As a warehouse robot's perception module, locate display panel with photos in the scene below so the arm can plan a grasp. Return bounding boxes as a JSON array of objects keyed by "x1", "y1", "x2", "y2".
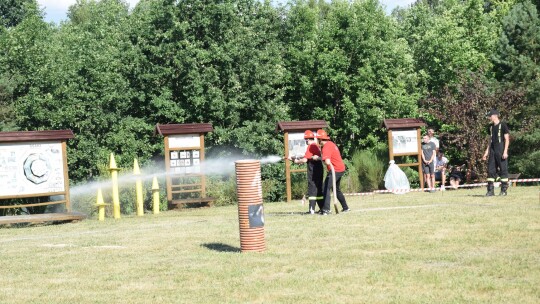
[
  {"x1": 391, "y1": 129, "x2": 419, "y2": 154},
  {"x1": 287, "y1": 132, "x2": 308, "y2": 159},
  {"x1": 169, "y1": 149, "x2": 201, "y2": 174}
]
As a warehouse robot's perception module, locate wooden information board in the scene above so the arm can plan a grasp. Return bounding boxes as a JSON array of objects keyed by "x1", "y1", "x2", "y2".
[
  {"x1": 0, "y1": 130, "x2": 85, "y2": 224},
  {"x1": 382, "y1": 118, "x2": 427, "y2": 189},
  {"x1": 276, "y1": 120, "x2": 328, "y2": 203},
  {"x1": 155, "y1": 123, "x2": 214, "y2": 208}
]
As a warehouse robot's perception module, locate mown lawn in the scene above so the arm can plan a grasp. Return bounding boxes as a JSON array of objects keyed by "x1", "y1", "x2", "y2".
[{"x1": 0, "y1": 186, "x2": 539, "y2": 303}]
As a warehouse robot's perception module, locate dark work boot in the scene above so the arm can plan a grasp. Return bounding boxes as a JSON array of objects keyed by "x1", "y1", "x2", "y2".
[
  {"x1": 486, "y1": 182, "x2": 495, "y2": 197},
  {"x1": 500, "y1": 182, "x2": 508, "y2": 196}
]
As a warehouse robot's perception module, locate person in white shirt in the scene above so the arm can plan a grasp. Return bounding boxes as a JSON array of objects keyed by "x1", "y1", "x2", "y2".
[
  {"x1": 428, "y1": 128, "x2": 440, "y2": 151},
  {"x1": 435, "y1": 150, "x2": 448, "y2": 190}
]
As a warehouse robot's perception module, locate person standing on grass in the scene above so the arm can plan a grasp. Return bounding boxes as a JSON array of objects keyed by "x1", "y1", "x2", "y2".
[
  {"x1": 421, "y1": 134, "x2": 436, "y2": 192},
  {"x1": 316, "y1": 129, "x2": 350, "y2": 215},
  {"x1": 482, "y1": 109, "x2": 510, "y2": 196},
  {"x1": 290, "y1": 130, "x2": 324, "y2": 214},
  {"x1": 428, "y1": 127, "x2": 440, "y2": 152}
]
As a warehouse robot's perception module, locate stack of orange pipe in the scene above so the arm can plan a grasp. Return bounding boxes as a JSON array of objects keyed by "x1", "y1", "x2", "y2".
[{"x1": 235, "y1": 160, "x2": 266, "y2": 253}]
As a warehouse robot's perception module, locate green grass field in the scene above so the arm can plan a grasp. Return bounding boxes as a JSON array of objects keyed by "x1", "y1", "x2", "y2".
[{"x1": 1, "y1": 186, "x2": 539, "y2": 303}]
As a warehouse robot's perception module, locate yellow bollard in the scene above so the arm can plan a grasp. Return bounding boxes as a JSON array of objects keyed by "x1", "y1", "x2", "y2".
[
  {"x1": 134, "y1": 158, "x2": 144, "y2": 216},
  {"x1": 95, "y1": 188, "x2": 108, "y2": 221},
  {"x1": 152, "y1": 176, "x2": 160, "y2": 214},
  {"x1": 109, "y1": 153, "x2": 121, "y2": 219}
]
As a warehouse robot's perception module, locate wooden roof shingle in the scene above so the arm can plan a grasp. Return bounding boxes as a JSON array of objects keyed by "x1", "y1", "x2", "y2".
[
  {"x1": 155, "y1": 123, "x2": 213, "y2": 136},
  {"x1": 276, "y1": 120, "x2": 328, "y2": 132},
  {"x1": 0, "y1": 130, "x2": 74, "y2": 143},
  {"x1": 382, "y1": 118, "x2": 426, "y2": 130}
]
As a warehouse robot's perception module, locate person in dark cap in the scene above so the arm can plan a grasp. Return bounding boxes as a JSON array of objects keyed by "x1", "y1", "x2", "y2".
[{"x1": 482, "y1": 109, "x2": 510, "y2": 196}]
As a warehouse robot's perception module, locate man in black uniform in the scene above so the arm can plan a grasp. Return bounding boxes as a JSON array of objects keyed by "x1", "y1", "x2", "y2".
[
  {"x1": 482, "y1": 109, "x2": 510, "y2": 196},
  {"x1": 291, "y1": 130, "x2": 324, "y2": 214}
]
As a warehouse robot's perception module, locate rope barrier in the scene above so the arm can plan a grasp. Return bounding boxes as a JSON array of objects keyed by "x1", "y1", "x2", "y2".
[{"x1": 344, "y1": 178, "x2": 540, "y2": 196}]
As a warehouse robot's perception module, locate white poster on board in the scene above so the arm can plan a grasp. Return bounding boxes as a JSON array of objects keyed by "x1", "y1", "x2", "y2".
[
  {"x1": 288, "y1": 132, "x2": 307, "y2": 160},
  {"x1": 168, "y1": 134, "x2": 200, "y2": 148},
  {"x1": 392, "y1": 129, "x2": 419, "y2": 154},
  {"x1": 0, "y1": 141, "x2": 65, "y2": 197}
]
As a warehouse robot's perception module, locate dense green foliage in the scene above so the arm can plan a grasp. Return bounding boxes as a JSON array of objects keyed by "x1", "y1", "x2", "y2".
[
  {"x1": 284, "y1": 0, "x2": 419, "y2": 153},
  {"x1": 493, "y1": 1, "x2": 540, "y2": 178},
  {"x1": 0, "y1": 0, "x2": 539, "y2": 206}
]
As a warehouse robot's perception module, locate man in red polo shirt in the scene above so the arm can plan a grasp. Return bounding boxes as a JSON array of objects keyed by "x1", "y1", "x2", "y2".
[{"x1": 316, "y1": 129, "x2": 350, "y2": 215}]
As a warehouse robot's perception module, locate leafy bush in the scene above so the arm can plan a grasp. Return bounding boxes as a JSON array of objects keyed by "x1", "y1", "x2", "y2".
[
  {"x1": 351, "y1": 150, "x2": 386, "y2": 192},
  {"x1": 290, "y1": 172, "x2": 307, "y2": 200},
  {"x1": 261, "y1": 162, "x2": 286, "y2": 202},
  {"x1": 402, "y1": 166, "x2": 420, "y2": 189},
  {"x1": 512, "y1": 150, "x2": 540, "y2": 179},
  {"x1": 341, "y1": 160, "x2": 361, "y2": 193},
  {"x1": 206, "y1": 175, "x2": 237, "y2": 207}
]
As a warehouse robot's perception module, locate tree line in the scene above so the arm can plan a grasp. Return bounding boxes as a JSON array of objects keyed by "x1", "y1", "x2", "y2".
[{"x1": 0, "y1": 0, "x2": 538, "y2": 185}]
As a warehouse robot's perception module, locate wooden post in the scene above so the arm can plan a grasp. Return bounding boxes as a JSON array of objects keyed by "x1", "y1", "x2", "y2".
[
  {"x1": 164, "y1": 136, "x2": 172, "y2": 202},
  {"x1": 284, "y1": 132, "x2": 292, "y2": 203},
  {"x1": 200, "y1": 134, "x2": 206, "y2": 198},
  {"x1": 61, "y1": 140, "x2": 71, "y2": 212},
  {"x1": 388, "y1": 130, "x2": 394, "y2": 161},
  {"x1": 417, "y1": 128, "x2": 424, "y2": 190}
]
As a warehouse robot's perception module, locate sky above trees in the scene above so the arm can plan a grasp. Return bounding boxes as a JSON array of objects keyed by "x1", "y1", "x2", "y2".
[{"x1": 36, "y1": 0, "x2": 417, "y2": 23}]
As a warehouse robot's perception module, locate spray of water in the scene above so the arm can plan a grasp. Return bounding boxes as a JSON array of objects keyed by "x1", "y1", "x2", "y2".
[
  {"x1": 260, "y1": 155, "x2": 283, "y2": 164},
  {"x1": 69, "y1": 155, "x2": 284, "y2": 206}
]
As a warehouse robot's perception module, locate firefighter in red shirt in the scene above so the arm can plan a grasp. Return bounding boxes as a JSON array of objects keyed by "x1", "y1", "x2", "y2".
[
  {"x1": 290, "y1": 130, "x2": 324, "y2": 214},
  {"x1": 317, "y1": 129, "x2": 350, "y2": 215}
]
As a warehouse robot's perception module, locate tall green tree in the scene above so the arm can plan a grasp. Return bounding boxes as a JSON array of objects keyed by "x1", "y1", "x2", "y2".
[
  {"x1": 399, "y1": 0, "x2": 499, "y2": 95},
  {"x1": 421, "y1": 71, "x2": 525, "y2": 181},
  {"x1": 283, "y1": 0, "x2": 419, "y2": 155},
  {"x1": 13, "y1": 0, "x2": 155, "y2": 180},
  {"x1": 0, "y1": 4, "x2": 49, "y2": 131},
  {"x1": 130, "y1": 0, "x2": 288, "y2": 157},
  {"x1": 0, "y1": 0, "x2": 41, "y2": 28},
  {"x1": 494, "y1": 0, "x2": 540, "y2": 177}
]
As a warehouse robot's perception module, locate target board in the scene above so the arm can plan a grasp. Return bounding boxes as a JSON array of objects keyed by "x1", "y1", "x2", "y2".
[{"x1": 0, "y1": 141, "x2": 66, "y2": 197}]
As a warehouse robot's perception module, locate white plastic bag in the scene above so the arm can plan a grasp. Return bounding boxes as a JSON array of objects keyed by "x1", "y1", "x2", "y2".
[{"x1": 384, "y1": 160, "x2": 410, "y2": 194}]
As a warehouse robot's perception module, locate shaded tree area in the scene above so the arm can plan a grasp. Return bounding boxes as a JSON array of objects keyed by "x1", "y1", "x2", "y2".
[
  {"x1": 399, "y1": 0, "x2": 539, "y2": 178},
  {"x1": 0, "y1": 0, "x2": 538, "y2": 190},
  {"x1": 0, "y1": 0, "x2": 41, "y2": 28},
  {"x1": 493, "y1": 0, "x2": 540, "y2": 177},
  {"x1": 421, "y1": 71, "x2": 525, "y2": 181}
]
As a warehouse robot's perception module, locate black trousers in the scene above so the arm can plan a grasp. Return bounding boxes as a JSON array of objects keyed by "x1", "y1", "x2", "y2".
[
  {"x1": 307, "y1": 162, "x2": 324, "y2": 211},
  {"x1": 322, "y1": 170, "x2": 348, "y2": 212},
  {"x1": 487, "y1": 148, "x2": 508, "y2": 181}
]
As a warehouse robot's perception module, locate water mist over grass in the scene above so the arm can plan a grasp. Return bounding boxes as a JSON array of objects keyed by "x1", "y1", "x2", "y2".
[{"x1": 68, "y1": 155, "x2": 283, "y2": 214}]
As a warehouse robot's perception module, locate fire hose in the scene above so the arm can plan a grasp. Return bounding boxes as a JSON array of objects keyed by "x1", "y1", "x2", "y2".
[{"x1": 328, "y1": 162, "x2": 339, "y2": 214}]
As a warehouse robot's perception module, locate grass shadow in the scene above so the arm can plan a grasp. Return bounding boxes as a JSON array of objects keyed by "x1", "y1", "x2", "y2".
[{"x1": 201, "y1": 242, "x2": 240, "y2": 253}]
